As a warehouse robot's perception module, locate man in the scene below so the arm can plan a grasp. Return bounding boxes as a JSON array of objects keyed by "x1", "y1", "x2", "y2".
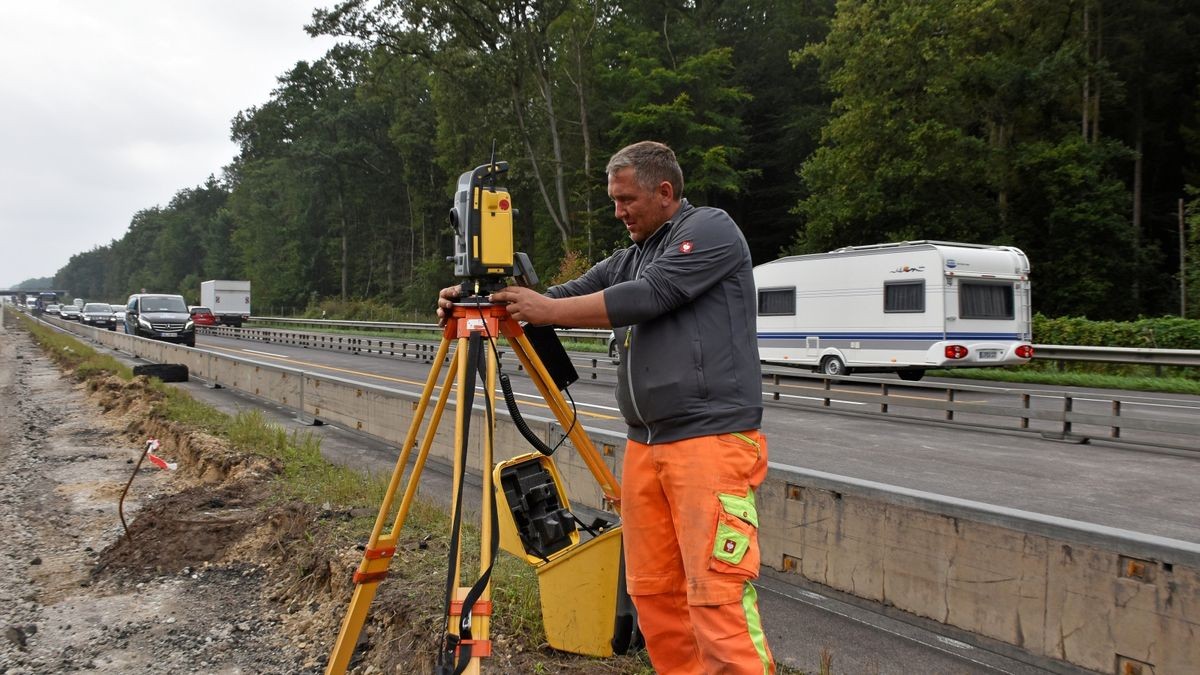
[{"x1": 439, "y1": 141, "x2": 772, "y2": 674}]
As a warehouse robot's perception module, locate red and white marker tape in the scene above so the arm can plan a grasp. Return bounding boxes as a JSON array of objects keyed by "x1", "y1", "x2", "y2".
[{"x1": 143, "y1": 438, "x2": 176, "y2": 471}]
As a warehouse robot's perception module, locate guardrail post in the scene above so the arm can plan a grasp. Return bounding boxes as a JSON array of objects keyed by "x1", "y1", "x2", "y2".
[
  {"x1": 1020, "y1": 393, "x2": 1030, "y2": 429},
  {"x1": 1111, "y1": 400, "x2": 1121, "y2": 439},
  {"x1": 1062, "y1": 395, "x2": 1073, "y2": 436},
  {"x1": 773, "y1": 374, "x2": 780, "y2": 401},
  {"x1": 945, "y1": 388, "x2": 955, "y2": 421},
  {"x1": 823, "y1": 378, "x2": 831, "y2": 407},
  {"x1": 880, "y1": 383, "x2": 888, "y2": 413}
]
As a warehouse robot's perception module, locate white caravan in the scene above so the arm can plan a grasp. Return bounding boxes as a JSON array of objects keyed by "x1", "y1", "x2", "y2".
[{"x1": 754, "y1": 241, "x2": 1033, "y2": 380}]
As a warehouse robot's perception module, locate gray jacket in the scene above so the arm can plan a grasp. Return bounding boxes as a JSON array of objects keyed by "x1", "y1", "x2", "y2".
[{"x1": 548, "y1": 200, "x2": 762, "y2": 443}]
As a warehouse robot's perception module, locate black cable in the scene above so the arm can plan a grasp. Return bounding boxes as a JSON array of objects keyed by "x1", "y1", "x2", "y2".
[{"x1": 476, "y1": 304, "x2": 580, "y2": 457}]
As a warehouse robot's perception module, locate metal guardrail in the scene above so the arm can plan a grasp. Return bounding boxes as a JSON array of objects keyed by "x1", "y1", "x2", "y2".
[
  {"x1": 246, "y1": 316, "x2": 607, "y2": 342},
  {"x1": 17, "y1": 308, "x2": 1192, "y2": 453},
  {"x1": 1032, "y1": 343, "x2": 1200, "y2": 367},
  {"x1": 759, "y1": 368, "x2": 1200, "y2": 453},
  {"x1": 246, "y1": 316, "x2": 1199, "y2": 368},
  {"x1": 206, "y1": 322, "x2": 1200, "y2": 454}
]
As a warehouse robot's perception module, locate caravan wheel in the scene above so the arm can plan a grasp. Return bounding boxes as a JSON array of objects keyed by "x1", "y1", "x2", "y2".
[
  {"x1": 820, "y1": 356, "x2": 849, "y2": 377},
  {"x1": 897, "y1": 369, "x2": 925, "y2": 382}
]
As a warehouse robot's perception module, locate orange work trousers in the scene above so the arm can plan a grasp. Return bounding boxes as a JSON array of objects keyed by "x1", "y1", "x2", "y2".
[{"x1": 622, "y1": 430, "x2": 774, "y2": 675}]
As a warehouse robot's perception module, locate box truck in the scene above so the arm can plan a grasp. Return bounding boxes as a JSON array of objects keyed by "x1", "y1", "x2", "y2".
[
  {"x1": 200, "y1": 280, "x2": 251, "y2": 327},
  {"x1": 754, "y1": 241, "x2": 1033, "y2": 381}
]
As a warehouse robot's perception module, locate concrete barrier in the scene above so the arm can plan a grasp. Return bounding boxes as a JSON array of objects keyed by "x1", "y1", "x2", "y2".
[
  {"x1": 49, "y1": 316, "x2": 1199, "y2": 673},
  {"x1": 757, "y1": 467, "x2": 1200, "y2": 673}
]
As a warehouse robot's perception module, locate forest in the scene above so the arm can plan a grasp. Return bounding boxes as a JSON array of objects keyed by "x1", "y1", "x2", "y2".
[{"x1": 41, "y1": 0, "x2": 1200, "y2": 320}]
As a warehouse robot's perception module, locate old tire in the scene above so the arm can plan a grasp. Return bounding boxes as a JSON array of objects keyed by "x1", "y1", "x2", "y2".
[
  {"x1": 820, "y1": 355, "x2": 849, "y2": 377},
  {"x1": 132, "y1": 363, "x2": 189, "y2": 383}
]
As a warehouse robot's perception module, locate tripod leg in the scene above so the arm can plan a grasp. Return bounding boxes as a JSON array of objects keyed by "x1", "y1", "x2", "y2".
[
  {"x1": 440, "y1": 331, "x2": 495, "y2": 674},
  {"x1": 507, "y1": 332, "x2": 621, "y2": 509},
  {"x1": 325, "y1": 335, "x2": 458, "y2": 675}
]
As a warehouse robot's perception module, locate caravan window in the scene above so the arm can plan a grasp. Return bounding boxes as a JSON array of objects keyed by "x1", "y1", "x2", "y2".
[
  {"x1": 960, "y1": 282, "x2": 1014, "y2": 319},
  {"x1": 884, "y1": 281, "x2": 925, "y2": 313},
  {"x1": 757, "y1": 287, "x2": 795, "y2": 316}
]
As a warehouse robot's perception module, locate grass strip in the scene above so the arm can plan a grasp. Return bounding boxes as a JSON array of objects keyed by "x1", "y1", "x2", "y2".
[{"x1": 933, "y1": 366, "x2": 1200, "y2": 395}]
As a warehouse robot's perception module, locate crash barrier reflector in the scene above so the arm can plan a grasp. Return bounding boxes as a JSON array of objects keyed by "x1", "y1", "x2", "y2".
[{"x1": 38, "y1": 314, "x2": 1200, "y2": 673}]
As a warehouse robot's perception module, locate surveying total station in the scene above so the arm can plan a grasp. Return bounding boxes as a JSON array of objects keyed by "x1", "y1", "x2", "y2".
[{"x1": 324, "y1": 157, "x2": 642, "y2": 675}]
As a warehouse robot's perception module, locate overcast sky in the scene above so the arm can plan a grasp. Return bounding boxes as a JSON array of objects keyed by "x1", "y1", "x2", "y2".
[{"x1": 0, "y1": 1, "x2": 338, "y2": 288}]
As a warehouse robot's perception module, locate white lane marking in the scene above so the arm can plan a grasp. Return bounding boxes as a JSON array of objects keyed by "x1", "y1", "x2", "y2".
[
  {"x1": 506, "y1": 388, "x2": 622, "y2": 413},
  {"x1": 1028, "y1": 393, "x2": 1200, "y2": 411},
  {"x1": 935, "y1": 636, "x2": 973, "y2": 650},
  {"x1": 243, "y1": 348, "x2": 290, "y2": 359},
  {"x1": 772, "y1": 393, "x2": 867, "y2": 406}
]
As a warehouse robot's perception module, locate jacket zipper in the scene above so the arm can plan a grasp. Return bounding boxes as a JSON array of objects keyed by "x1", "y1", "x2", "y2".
[{"x1": 623, "y1": 224, "x2": 670, "y2": 444}]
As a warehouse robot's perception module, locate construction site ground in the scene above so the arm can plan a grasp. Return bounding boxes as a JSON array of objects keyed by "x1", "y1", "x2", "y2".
[{"x1": 0, "y1": 322, "x2": 653, "y2": 675}]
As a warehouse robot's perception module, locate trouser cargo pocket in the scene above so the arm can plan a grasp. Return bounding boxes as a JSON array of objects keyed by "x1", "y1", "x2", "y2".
[{"x1": 708, "y1": 489, "x2": 760, "y2": 578}]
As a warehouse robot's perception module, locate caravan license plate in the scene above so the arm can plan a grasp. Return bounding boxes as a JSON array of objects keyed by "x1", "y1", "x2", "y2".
[{"x1": 977, "y1": 349, "x2": 1001, "y2": 360}]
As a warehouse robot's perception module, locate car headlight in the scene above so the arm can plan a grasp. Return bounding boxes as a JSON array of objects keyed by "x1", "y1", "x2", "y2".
[
  {"x1": 185, "y1": 320, "x2": 194, "y2": 330},
  {"x1": 138, "y1": 316, "x2": 153, "y2": 329}
]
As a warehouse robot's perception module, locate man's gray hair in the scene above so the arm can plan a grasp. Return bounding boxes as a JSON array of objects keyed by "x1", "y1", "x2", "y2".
[{"x1": 606, "y1": 141, "x2": 684, "y2": 198}]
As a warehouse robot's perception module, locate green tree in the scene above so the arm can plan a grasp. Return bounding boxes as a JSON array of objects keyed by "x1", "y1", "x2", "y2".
[{"x1": 794, "y1": 0, "x2": 1138, "y2": 317}]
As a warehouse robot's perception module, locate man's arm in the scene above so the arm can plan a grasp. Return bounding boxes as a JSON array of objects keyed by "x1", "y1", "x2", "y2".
[
  {"x1": 605, "y1": 209, "x2": 746, "y2": 327},
  {"x1": 488, "y1": 286, "x2": 611, "y2": 328}
]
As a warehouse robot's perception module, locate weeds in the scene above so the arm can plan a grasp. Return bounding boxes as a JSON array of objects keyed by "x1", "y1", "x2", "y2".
[{"x1": 16, "y1": 313, "x2": 132, "y2": 380}]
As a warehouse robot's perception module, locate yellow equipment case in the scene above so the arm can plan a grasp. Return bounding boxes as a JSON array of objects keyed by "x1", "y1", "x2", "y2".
[{"x1": 493, "y1": 453, "x2": 641, "y2": 657}]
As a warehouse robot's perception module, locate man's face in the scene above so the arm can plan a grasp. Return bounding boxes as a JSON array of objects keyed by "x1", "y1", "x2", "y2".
[{"x1": 608, "y1": 167, "x2": 674, "y2": 243}]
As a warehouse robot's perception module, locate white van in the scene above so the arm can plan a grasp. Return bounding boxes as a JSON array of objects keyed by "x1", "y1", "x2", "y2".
[{"x1": 754, "y1": 241, "x2": 1033, "y2": 380}]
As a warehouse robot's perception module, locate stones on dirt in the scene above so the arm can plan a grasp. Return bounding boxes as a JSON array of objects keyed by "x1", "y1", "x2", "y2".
[{"x1": 5, "y1": 626, "x2": 27, "y2": 649}]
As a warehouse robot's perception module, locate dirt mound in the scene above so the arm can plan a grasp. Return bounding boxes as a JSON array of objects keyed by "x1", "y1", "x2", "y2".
[{"x1": 97, "y1": 479, "x2": 276, "y2": 574}]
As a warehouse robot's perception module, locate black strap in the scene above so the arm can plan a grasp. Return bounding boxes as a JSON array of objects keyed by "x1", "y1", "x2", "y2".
[{"x1": 436, "y1": 332, "x2": 501, "y2": 675}]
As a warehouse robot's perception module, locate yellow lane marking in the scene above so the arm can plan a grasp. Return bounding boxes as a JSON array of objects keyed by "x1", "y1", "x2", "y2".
[{"x1": 200, "y1": 343, "x2": 622, "y2": 420}]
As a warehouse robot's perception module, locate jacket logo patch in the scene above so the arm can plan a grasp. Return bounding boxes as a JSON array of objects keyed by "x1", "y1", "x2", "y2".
[
  {"x1": 723, "y1": 539, "x2": 737, "y2": 553},
  {"x1": 679, "y1": 240, "x2": 694, "y2": 254}
]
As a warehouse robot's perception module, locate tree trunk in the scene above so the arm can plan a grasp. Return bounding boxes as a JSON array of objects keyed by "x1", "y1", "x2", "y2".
[
  {"x1": 511, "y1": 83, "x2": 571, "y2": 249},
  {"x1": 533, "y1": 59, "x2": 571, "y2": 236},
  {"x1": 1081, "y1": 1, "x2": 1090, "y2": 140},
  {"x1": 338, "y1": 191, "x2": 349, "y2": 301},
  {"x1": 566, "y1": 6, "x2": 599, "y2": 259},
  {"x1": 1132, "y1": 130, "x2": 1143, "y2": 309},
  {"x1": 1091, "y1": 3, "x2": 1102, "y2": 142}
]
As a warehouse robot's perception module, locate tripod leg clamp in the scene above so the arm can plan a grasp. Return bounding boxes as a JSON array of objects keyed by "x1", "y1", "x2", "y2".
[
  {"x1": 352, "y1": 545, "x2": 398, "y2": 584},
  {"x1": 456, "y1": 639, "x2": 492, "y2": 658},
  {"x1": 450, "y1": 599, "x2": 493, "y2": 617}
]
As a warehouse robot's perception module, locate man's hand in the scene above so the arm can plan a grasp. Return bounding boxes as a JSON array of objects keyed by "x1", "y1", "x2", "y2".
[
  {"x1": 436, "y1": 284, "x2": 461, "y2": 326},
  {"x1": 489, "y1": 286, "x2": 556, "y2": 325}
]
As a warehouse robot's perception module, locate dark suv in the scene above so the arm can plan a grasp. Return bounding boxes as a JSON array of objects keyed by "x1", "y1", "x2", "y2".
[{"x1": 123, "y1": 294, "x2": 195, "y2": 347}]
